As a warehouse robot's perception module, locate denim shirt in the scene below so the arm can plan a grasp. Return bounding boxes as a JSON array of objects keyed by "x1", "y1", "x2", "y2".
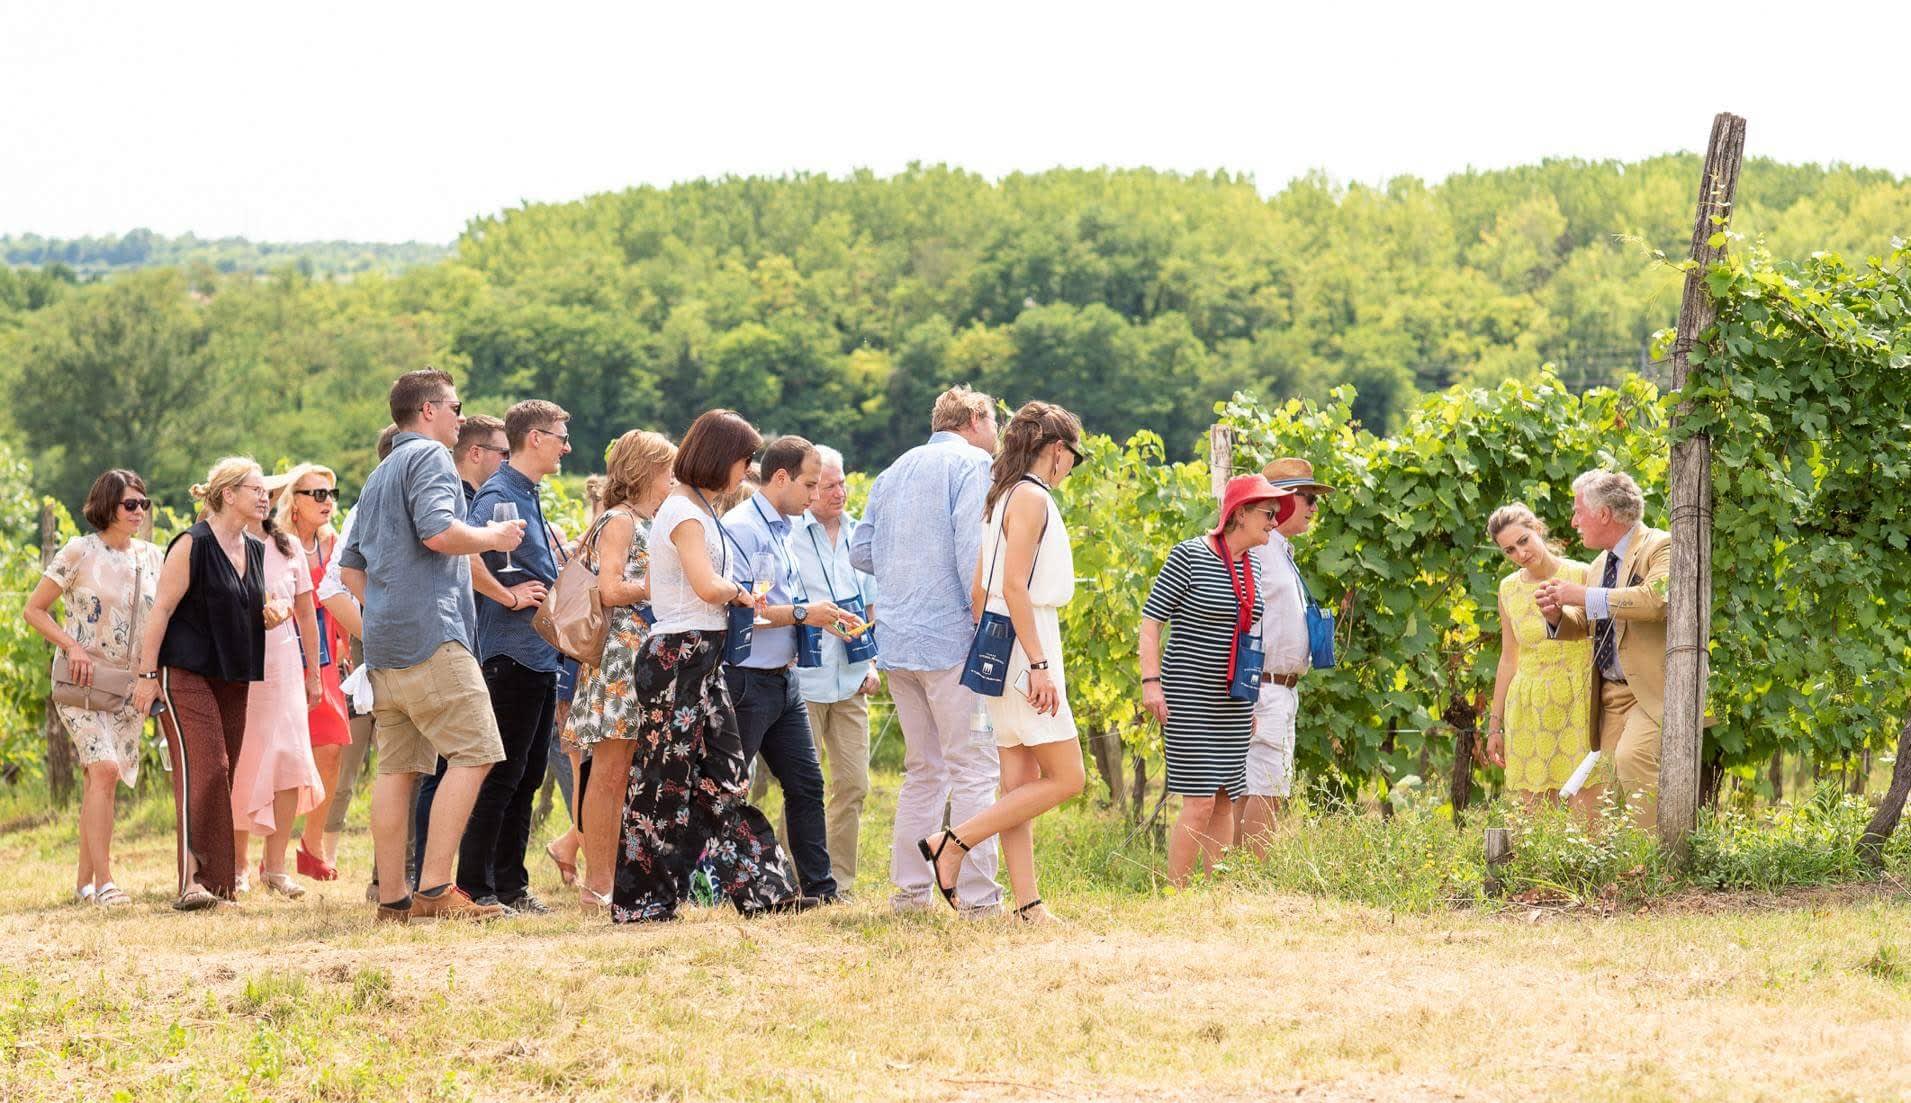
[
  {"x1": 721, "y1": 491, "x2": 803, "y2": 670},
  {"x1": 470, "y1": 463, "x2": 560, "y2": 674},
  {"x1": 793, "y1": 511, "x2": 879, "y2": 703},
  {"x1": 849, "y1": 432, "x2": 991, "y2": 671},
  {"x1": 339, "y1": 433, "x2": 475, "y2": 670}
]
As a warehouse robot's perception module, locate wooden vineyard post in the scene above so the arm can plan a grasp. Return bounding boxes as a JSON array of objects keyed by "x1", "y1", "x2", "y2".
[
  {"x1": 1662, "y1": 112, "x2": 1746, "y2": 861},
  {"x1": 1483, "y1": 827, "x2": 1512, "y2": 896},
  {"x1": 39, "y1": 501, "x2": 77, "y2": 806},
  {"x1": 1209, "y1": 424, "x2": 1234, "y2": 502}
]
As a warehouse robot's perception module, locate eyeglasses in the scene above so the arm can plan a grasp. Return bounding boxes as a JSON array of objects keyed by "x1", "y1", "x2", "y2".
[
  {"x1": 474, "y1": 443, "x2": 509, "y2": 456},
  {"x1": 295, "y1": 488, "x2": 340, "y2": 503},
  {"x1": 420, "y1": 398, "x2": 464, "y2": 416},
  {"x1": 239, "y1": 483, "x2": 271, "y2": 498},
  {"x1": 534, "y1": 427, "x2": 571, "y2": 444},
  {"x1": 120, "y1": 498, "x2": 152, "y2": 512}
]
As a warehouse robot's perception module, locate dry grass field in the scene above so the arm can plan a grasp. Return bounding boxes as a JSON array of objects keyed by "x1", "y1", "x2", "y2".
[{"x1": 4, "y1": 773, "x2": 1910, "y2": 1102}]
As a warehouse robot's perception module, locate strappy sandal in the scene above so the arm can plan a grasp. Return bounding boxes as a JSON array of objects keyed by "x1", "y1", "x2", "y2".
[
  {"x1": 260, "y1": 866, "x2": 306, "y2": 899},
  {"x1": 546, "y1": 841, "x2": 579, "y2": 887},
  {"x1": 296, "y1": 842, "x2": 338, "y2": 882},
  {"x1": 173, "y1": 884, "x2": 218, "y2": 912},
  {"x1": 578, "y1": 886, "x2": 612, "y2": 914},
  {"x1": 916, "y1": 830, "x2": 970, "y2": 910},
  {"x1": 1012, "y1": 899, "x2": 1051, "y2": 925},
  {"x1": 93, "y1": 882, "x2": 131, "y2": 907},
  {"x1": 75, "y1": 883, "x2": 96, "y2": 905}
]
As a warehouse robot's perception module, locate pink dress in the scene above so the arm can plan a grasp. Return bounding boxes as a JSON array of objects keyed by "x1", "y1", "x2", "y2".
[{"x1": 230, "y1": 538, "x2": 323, "y2": 835}]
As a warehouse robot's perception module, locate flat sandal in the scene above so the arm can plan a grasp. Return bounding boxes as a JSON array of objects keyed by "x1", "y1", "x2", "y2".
[{"x1": 916, "y1": 830, "x2": 970, "y2": 910}]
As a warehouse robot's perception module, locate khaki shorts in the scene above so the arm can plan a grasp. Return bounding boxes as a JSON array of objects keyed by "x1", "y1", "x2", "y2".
[{"x1": 369, "y1": 641, "x2": 505, "y2": 775}]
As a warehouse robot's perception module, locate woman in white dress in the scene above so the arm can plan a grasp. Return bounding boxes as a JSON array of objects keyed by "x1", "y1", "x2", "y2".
[
  {"x1": 920, "y1": 402, "x2": 1086, "y2": 924},
  {"x1": 24, "y1": 469, "x2": 164, "y2": 906}
]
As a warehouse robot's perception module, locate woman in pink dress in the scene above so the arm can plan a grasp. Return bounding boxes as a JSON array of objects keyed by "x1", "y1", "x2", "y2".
[
  {"x1": 230, "y1": 477, "x2": 325, "y2": 897},
  {"x1": 277, "y1": 464, "x2": 353, "y2": 882}
]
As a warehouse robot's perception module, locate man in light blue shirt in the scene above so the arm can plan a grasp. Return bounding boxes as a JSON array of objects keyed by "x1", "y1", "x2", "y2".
[
  {"x1": 849, "y1": 386, "x2": 1003, "y2": 913},
  {"x1": 722, "y1": 436, "x2": 859, "y2": 903},
  {"x1": 790, "y1": 446, "x2": 880, "y2": 891}
]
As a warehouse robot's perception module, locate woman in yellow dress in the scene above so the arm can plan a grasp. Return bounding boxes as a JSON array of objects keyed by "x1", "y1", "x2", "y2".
[{"x1": 1483, "y1": 504, "x2": 1597, "y2": 811}]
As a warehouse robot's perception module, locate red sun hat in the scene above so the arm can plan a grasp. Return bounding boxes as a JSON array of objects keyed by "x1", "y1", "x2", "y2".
[{"x1": 1209, "y1": 474, "x2": 1294, "y2": 536}]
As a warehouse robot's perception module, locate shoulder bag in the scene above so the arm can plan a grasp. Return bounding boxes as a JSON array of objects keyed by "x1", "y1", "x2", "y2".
[
  {"x1": 51, "y1": 548, "x2": 144, "y2": 713},
  {"x1": 533, "y1": 510, "x2": 618, "y2": 665},
  {"x1": 959, "y1": 479, "x2": 1049, "y2": 697}
]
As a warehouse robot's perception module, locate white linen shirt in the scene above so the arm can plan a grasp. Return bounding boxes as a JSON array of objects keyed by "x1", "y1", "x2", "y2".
[
  {"x1": 1250, "y1": 531, "x2": 1310, "y2": 676},
  {"x1": 793, "y1": 510, "x2": 880, "y2": 703}
]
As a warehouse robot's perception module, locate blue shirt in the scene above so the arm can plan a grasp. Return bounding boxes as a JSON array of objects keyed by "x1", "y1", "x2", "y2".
[
  {"x1": 849, "y1": 432, "x2": 991, "y2": 671},
  {"x1": 469, "y1": 463, "x2": 561, "y2": 673},
  {"x1": 721, "y1": 491, "x2": 803, "y2": 670},
  {"x1": 339, "y1": 432, "x2": 475, "y2": 670},
  {"x1": 793, "y1": 511, "x2": 879, "y2": 703}
]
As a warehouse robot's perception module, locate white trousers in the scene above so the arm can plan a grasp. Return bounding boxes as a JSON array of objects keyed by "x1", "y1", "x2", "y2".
[
  {"x1": 1247, "y1": 683, "x2": 1300, "y2": 798},
  {"x1": 886, "y1": 665, "x2": 1002, "y2": 908}
]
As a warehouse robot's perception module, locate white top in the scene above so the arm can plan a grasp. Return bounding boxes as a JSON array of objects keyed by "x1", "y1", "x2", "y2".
[
  {"x1": 979, "y1": 478, "x2": 1075, "y2": 613},
  {"x1": 647, "y1": 492, "x2": 731, "y2": 634},
  {"x1": 317, "y1": 508, "x2": 354, "y2": 604},
  {"x1": 1250, "y1": 531, "x2": 1309, "y2": 675}
]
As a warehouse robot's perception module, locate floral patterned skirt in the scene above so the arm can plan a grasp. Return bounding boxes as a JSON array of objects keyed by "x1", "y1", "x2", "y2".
[{"x1": 611, "y1": 630, "x2": 796, "y2": 922}]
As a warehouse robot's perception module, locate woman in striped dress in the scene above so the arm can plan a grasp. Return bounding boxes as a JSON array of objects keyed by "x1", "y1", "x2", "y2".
[{"x1": 1139, "y1": 474, "x2": 1291, "y2": 885}]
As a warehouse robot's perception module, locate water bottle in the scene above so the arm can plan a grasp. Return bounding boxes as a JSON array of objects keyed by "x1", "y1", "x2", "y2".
[{"x1": 971, "y1": 695, "x2": 993, "y2": 742}]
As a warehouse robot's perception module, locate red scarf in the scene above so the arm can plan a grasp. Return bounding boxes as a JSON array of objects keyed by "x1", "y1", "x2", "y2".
[{"x1": 1209, "y1": 534, "x2": 1257, "y2": 682}]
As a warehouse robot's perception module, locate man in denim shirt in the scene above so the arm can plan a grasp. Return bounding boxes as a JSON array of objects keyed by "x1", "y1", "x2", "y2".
[
  {"x1": 723, "y1": 436, "x2": 858, "y2": 903},
  {"x1": 850, "y1": 386, "x2": 1003, "y2": 914},
  {"x1": 460, "y1": 399, "x2": 571, "y2": 913}
]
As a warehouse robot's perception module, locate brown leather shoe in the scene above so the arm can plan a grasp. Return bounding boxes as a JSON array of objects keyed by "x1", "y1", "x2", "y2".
[
  {"x1": 409, "y1": 886, "x2": 506, "y2": 921},
  {"x1": 375, "y1": 903, "x2": 411, "y2": 925}
]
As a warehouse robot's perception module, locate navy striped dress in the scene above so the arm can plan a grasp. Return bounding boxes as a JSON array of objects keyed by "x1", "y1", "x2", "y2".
[{"x1": 1143, "y1": 538, "x2": 1263, "y2": 800}]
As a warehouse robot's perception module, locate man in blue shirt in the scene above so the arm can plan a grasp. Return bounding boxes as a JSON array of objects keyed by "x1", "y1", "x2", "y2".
[
  {"x1": 850, "y1": 385, "x2": 1003, "y2": 914},
  {"x1": 460, "y1": 399, "x2": 571, "y2": 913},
  {"x1": 723, "y1": 436, "x2": 860, "y2": 903}
]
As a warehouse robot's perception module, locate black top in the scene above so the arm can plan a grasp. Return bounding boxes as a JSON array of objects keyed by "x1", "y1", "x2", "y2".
[{"x1": 157, "y1": 520, "x2": 266, "y2": 682}]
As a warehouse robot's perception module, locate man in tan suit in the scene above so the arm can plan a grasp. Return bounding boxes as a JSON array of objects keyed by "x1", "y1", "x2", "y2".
[{"x1": 1534, "y1": 470, "x2": 1669, "y2": 828}]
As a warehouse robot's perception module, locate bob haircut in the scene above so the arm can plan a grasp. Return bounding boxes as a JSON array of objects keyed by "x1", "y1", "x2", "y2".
[
  {"x1": 672, "y1": 410, "x2": 763, "y2": 493},
  {"x1": 82, "y1": 469, "x2": 147, "y2": 532}
]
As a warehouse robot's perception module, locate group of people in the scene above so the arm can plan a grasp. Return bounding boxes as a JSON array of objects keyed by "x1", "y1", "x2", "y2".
[{"x1": 34, "y1": 363, "x2": 1669, "y2": 919}]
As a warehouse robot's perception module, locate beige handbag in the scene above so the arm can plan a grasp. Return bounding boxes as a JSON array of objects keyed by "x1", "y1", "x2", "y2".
[
  {"x1": 51, "y1": 554, "x2": 144, "y2": 713},
  {"x1": 532, "y1": 511, "x2": 616, "y2": 666}
]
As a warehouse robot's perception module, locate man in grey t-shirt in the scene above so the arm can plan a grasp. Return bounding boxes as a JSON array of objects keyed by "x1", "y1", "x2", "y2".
[{"x1": 342, "y1": 368, "x2": 525, "y2": 924}]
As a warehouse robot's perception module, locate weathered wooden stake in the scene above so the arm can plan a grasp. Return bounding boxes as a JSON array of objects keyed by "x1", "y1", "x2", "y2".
[
  {"x1": 1483, "y1": 827, "x2": 1513, "y2": 896},
  {"x1": 1662, "y1": 112, "x2": 1746, "y2": 862},
  {"x1": 1209, "y1": 424, "x2": 1234, "y2": 502}
]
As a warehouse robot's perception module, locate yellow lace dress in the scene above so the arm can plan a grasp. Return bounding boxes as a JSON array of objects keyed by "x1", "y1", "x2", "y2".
[{"x1": 1499, "y1": 563, "x2": 1595, "y2": 792}]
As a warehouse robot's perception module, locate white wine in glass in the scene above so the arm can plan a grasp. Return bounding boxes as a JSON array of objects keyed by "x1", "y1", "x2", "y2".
[
  {"x1": 494, "y1": 502, "x2": 522, "y2": 574},
  {"x1": 750, "y1": 552, "x2": 775, "y2": 626}
]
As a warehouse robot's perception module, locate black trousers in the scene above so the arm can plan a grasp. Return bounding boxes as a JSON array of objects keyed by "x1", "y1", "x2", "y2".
[
  {"x1": 725, "y1": 665, "x2": 837, "y2": 899},
  {"x1": 456, "y1": 655, "x2": 557, "y2": 902}
]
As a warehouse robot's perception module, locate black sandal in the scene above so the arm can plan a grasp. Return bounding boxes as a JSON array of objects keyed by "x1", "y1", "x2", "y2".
[
  {"x1": 916, "y1": 830, "x2": 970, "y2": 910},
  {"x1": 1013, "y1": 899, "x2": 1045, "y2": 923}
]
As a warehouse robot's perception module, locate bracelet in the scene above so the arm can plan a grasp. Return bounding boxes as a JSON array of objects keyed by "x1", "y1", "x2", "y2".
[
  {"x1": 1029, "y1": 660, "x2": 1050, "y2": 671},
  {"x1": 507, "y1": 591, "x2": 520, "y2": 610},
  {"x1": 1141, "y1": 676, "x2": 1161, "y2": 684}
]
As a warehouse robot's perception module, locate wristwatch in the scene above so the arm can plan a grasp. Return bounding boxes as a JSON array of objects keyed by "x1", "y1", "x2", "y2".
[
  {"x1": 793, "y1": 605, "x2": 809, "y2": 624},
  {"x1": 138, "y1": 671, "x2": 160, "y2": 680}
]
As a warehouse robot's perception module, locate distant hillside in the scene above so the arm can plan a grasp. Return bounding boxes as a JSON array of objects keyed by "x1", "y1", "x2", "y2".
[{"x1": 0, "y1": 229, "x2": 449, "y2": 277}]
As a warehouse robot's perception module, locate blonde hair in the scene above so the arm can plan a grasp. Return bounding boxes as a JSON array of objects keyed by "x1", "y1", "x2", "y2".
[
  {"x1": 273, "y1": 463, "x2": 337, "y2": 534},
  {"x1": 931, "y1": 385, "x2": 993, "y2": 433},
  {"x1": 603, "y1": 431, "x2": 676, "y2": 512},
  {"x1": 190, "y1": 456, "x2": 262, "y2": 516}
]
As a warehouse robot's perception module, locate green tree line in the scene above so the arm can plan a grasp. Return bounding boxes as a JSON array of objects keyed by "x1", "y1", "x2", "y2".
[
  {"x1": 1, "y1": 230, "x2": 447, "y2": 278},
  {"x1": 2, "y1": 157, "x2": 1907, "y2": 513}
]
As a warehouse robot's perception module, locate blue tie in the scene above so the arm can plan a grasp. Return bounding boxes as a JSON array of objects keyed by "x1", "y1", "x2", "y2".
[{"x1": 1593, "y1": 553, "x2": 1620, "y2": 678}]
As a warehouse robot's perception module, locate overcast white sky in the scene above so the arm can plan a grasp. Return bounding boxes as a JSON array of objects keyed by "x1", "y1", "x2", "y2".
[{"x1": 5, "y1": 0, "x2": 1908, "y2": 244}]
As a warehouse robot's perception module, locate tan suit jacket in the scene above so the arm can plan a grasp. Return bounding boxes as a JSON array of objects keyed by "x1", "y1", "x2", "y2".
[{"x1": 1553, "y1": 524, "x2": 1670, "y2": 732}]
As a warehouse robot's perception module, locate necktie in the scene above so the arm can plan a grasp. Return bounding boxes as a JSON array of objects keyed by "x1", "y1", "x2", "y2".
[{"x1": 1593, "y1": 552, "x2": 1620, "y2": 676}]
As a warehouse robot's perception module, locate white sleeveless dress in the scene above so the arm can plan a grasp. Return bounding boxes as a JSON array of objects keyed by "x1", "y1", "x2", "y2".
[{"x1": 977, "y1": 478, "x2": 1076, "y2": 748}]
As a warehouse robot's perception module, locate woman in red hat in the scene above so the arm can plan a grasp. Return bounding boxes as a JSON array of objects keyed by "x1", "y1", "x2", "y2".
[{"x1": 1139, "y1": 474, "x2": 1292, "y2": 885}]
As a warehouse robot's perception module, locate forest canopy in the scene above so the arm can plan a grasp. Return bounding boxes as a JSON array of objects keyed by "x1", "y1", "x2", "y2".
[{"x1": 2, "y1": 155, "x2": 1907, "y2": 512}]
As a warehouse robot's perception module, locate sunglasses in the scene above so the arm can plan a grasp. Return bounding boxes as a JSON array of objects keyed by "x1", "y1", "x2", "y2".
[
  {"x1": 533, "y1": 426, "x2": 571, "y2": 444},
  {"x1": 120, "y1": 497, "x2": 152, "y2": 512},
  {"x1": 295, "y1": 488, "x2": 340, "y2": 503},
  {"x1": 1296, "y1": 491, "x2": 1319, "y2": 506},
  {"x1": 1063, "y1": 440, "x2": 1086, "y2": 465},
  {"x1": 421, "y1": 398, "x2": 464, "y2": 416},
  {"x1": 1245, "y1": 504, "x2": 1281, "y2": 521}
]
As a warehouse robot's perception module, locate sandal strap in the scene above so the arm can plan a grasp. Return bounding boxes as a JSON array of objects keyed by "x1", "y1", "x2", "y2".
[
  {"x1": 1014, "y1": 898, "x2": 1043, "y2": 914},
  {"x1": 947, "y1": 830, "x2": 972, "y2": 853},
  {"x1": 94, "y1": 883, "x2": 130, "y2": 905}
]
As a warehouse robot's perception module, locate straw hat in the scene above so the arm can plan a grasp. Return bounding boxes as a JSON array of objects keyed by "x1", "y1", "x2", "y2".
[{"x1": 1261, "y1": 457, "x2": 1335, "y2": 495}]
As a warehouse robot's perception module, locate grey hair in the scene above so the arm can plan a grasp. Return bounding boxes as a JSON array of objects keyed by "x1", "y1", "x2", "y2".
[
  {"x1": 1572, "y1": 470, "x2": 1645, "y2": 527},
  {"x1": 814, "y1": 445, "x2": 846, "y2": 474}
]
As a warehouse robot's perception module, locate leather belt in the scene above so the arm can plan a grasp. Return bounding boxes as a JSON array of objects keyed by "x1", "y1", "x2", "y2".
[{"x1": 1260, "y1": 671, "x2": 1302, "y2": 689}]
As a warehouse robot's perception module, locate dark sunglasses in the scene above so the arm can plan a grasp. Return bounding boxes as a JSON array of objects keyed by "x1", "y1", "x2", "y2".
[
  {"x1": 295, "y1": 488, "x2": 341, "y2": 503},
  {"x1": 120, "y1": 497, "x2": 152, "y2": 512},
  {"x1": 421, "y1": 398, "x2": 464, "y2": 416},
  {"x1": 1296, "y1": 491, "x2": 1319, "y2": 506},
  {"x1": 1061, "y1": 439, "x2": 1086, "y2": 465}
]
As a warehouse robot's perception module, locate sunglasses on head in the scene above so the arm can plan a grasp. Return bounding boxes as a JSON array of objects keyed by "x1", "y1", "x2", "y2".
[
  {"x1": 120, "y1": 497, "x2": 152, "y2": 512},
  {"x1": 295, "y1": 488, "x2": 340, "y2": 503}
]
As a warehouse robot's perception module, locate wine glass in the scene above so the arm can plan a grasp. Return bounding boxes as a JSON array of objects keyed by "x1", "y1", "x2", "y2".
[
  {"x1": 494, "y1": 502, "x2": 522, "y2": 574},
  {"x1": 749, "y1": 551, "x2": 775, "y2": 626}
]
